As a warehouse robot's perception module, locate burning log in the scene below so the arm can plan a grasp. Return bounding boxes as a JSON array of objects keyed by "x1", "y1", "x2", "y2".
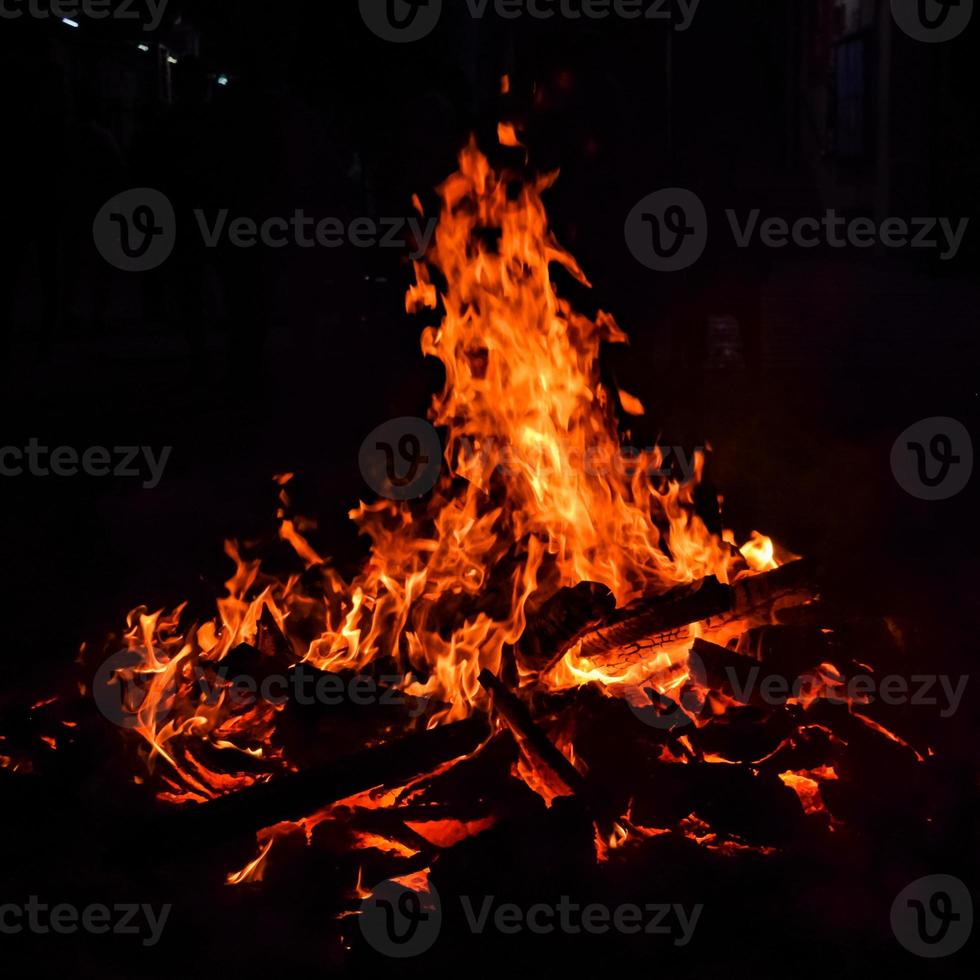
[
  {"x1": 478, "y1": 669, "x2": 588, "y2": 799},
  {"x1": 690, "y1": 638, "x2": 772, "y2": 708},
  {"x1": 533, "y1": 558, "x2": 818, "y2": 673},
  {"x1": 519, "y1": 582, "x2": 616, "y2": 667},
  {"x1": 161, "y1": 717, "x2": 490, "y2": 842}
]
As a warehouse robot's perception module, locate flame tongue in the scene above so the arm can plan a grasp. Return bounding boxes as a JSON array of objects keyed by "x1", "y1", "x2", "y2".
[
  {"x1": 325, "y1": 140, "x2": 743, "y2": 720},
  {"x1": 408, "y1": 140, "x2": 733, "y2": 605}
]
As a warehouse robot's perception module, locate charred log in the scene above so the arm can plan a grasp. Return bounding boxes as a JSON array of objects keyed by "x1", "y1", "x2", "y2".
[
  {"x1": 518, "y1": 581, "x2": 616, "y2": 667},
  {"x1": 533, "y1": 558, "x2": 818, "y2": 673},
  {"x1": 691, "y1": 638, "x2": 773, "y2": 708},
  {"x1": 160, "y1": 717, "x2": 490, "y2": 842}
]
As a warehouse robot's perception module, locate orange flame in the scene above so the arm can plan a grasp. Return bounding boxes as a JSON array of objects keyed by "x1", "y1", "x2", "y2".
[{"x1": 94, "y1": 139, "x2": 781, "y2": 816}]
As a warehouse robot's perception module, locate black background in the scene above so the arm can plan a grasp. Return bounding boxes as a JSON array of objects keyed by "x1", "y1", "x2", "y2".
[{"x1": 0, "y1": 1, "x2": 977, "y2": 977}]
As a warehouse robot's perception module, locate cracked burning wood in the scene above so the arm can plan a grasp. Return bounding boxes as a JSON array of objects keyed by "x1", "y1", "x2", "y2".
[
  {"x1": 690, "y1": 637, "x2": 774, "y2": 708},
  {"x1": 530, "y1": 558, "x2": 819, "y2": 674},
  {"x1": 518, "y1": 581, "x2": 616, "y2": 667},
  {"x1": 160, "y1": 717, "x2": 490, "y2": 842}
]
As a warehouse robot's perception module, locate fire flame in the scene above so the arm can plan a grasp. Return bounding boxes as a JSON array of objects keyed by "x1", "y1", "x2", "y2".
[{"x1": 99, "y1": 136, "x2": 773, "y2": 801}]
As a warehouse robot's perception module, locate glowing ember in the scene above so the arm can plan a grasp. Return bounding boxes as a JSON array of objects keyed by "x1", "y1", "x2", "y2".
[
  {"x1": 779, "y1": 766, "x2": 839, "y2": 818},
  {"x1": 404, "y1": 817, "x2": 497, "y2": 848}
]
